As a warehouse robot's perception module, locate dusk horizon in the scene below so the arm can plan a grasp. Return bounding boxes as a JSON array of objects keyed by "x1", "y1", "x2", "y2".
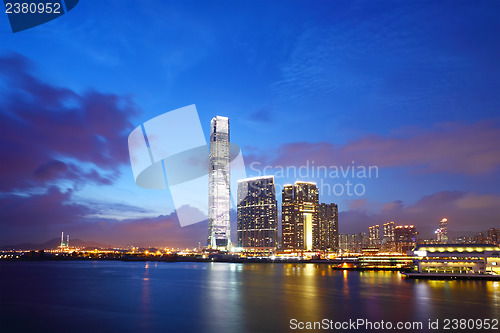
[
  {"x1": 2, "y1": 2, "x2": 500, "y2": 333},
  {"x1": 1, "y1": 0, "x2": 499, "y2": 249}
]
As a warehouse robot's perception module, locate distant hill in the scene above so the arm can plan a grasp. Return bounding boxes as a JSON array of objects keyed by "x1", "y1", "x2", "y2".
[{"x1": 0, "y1": 238, "x2": 110, "y2": 250}]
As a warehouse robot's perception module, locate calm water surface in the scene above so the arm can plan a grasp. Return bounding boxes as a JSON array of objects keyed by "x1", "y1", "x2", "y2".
[{"x1": 0, "y1": 261, "x2": 498, "y2": 332}]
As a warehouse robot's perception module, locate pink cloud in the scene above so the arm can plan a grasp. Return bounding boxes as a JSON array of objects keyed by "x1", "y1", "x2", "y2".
[
  {"x1": 339, "y1": 190, "x2": 500, "y2": 237},
  {"x1": 248, "y1": 120, "x2": 500, "y2": 175}
]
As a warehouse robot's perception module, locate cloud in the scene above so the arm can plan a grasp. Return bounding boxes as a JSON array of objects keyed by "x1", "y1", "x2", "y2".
[
  {"x1": 0, "y1": 52, "x2": 140, "y2": 192},
  {"x1": 247, "y1": 120, "x2": 500, "y2": 175},
  {"x1": 74, "y1": 214, "x2": 208, "y2": 248},
  {"x1": 339, "y1": 190, "x2": 500, "y2": 238},
  {"x1": 0, "y1": 186, "x2": 91, "y2": 244},
  {"x1": 0, "y1": 196, "x2": 208, "y2": 248},
  {"x1": 0, "y1": 53, "x2": 217, "y2": 248}
]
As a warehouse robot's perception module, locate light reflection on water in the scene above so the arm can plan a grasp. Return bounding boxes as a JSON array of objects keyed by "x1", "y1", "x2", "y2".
[{"x1": 0, "y1": 261, "x2": 498, "y2": 333}]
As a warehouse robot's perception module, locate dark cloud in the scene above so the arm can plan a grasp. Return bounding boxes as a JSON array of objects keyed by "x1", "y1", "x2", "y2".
[
  {"x1": 70, "y1": 213, "x2": 208, "y2": 249},
  {"x1": 0, "y1": 186, "x2": 91, "y2": 244},
  {"x1": 0, "y1": 52, "x2": 140, "y2": 192},
  {"x1": 0, "y1": 199, "x2": 207, "y2": 248}
]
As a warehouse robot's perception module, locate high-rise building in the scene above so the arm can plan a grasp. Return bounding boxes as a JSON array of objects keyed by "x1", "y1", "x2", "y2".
[
  {"x1": 237, "y1": 176, "x2": 278, "y2": 249},
  {"x1": 383, "y1": 221, "x2": 395, "y2": 251},
  {"x1": 395, "y1": 225, "x2": 418, "y2": 253},
  {"x1": 488, "y1": 228, "x2": 499, "y2": 246},
  {"x1": 281, "y1": 184, "x2": 295, "y2": 250},
  {"x1": 369, "y1": 225, "x2": 380, "y2": 247},
  {"x1": 339, "y1": 233, "x2": 357, "y2": 253},
  {"x1": 318, "y1": 203, "x2": 339, "y2": 251},
  {"x1": 281, "y1": 181, "x2": 319, "y2": 251},
  {"x1": 339, "y1": 233, "x2": 368, "y2": 253},
  {"x1": 207, "y1": 116, "x2": 231, "y2": 250},
  {"x1": 357, "y1": 232, "x2": 370, "y2": 251},
  {"x1": 383, "y1": 222, "x2": 395, "y2": 243},
  {"x1": 436, "y1": 218, "x2": 448, "y2": 244}
]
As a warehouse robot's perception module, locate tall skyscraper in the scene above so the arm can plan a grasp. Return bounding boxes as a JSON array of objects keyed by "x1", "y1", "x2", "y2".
[
  {"x1": 318, "y1": 203, "x2": 339, "y2": 251},
  {"x1": 237, "y1": 176, "x2": 278, "y2": 249},
  {"x1": 436, "y1": 218, "x2": 448, "y2": 244},
  {"x1": 281, "y1": 184, "x2": 295, "y2": 250},
  {"x1": 281, "y1": 181, "x2": 319, "y2": 251},
  {"x1": 207, "y1": 116, "x2": 231, "y2": 250}
]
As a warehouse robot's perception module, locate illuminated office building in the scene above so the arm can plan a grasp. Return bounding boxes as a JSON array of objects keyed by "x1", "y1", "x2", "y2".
[
  {"x1": 318, "y1": 203, "x2": 339, "y2": 251},
  {"x1": 436, "y1": 218, "x2": 448, "y2": 244},
  {"x1": 281, "y1": 182, "x2": 319, "y2": 251},
  {"x1": 207, "y1": 116, "x2": 231, "y2": 250},
  {"x1": 237, "y1": 176, "x2": 278, "y2": 249}
]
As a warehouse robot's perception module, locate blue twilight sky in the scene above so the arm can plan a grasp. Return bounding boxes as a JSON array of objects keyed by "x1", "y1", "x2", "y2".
[{"x1": 1, "y1": 0, "x2": 499, "y2": 247}]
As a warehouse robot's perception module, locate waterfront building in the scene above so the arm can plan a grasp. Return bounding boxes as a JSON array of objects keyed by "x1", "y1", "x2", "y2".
[
  {"x1": 207, "y1": 116, "x2": 231, "y2": 250},
  {"x1": 369, "y1": 225, "x2": 380, "y2": 247},
  {"x1": 408, "y1": 244, "x2": 500, "y2": 276},
  {"x1": 488, "y1": 228, "x2": 499, "y2": 245},
  {"x1": 339, "y1": 233, "x2": 357, "y2": 254},
  {"x1": 237, "y1": 176, "x2": 278, "y2": 250},
  {"x1": 358, "y1": 255, "x2": 414, "y2": 269},
  {"x1": 435, "y1": 218, "x2": 448, "y2": 243},
  {"x1": 395, "y1": 225, "x2": 417, "y2": 253},
  {"x1": 281, "y1": 181, "x2": 319, "y2": 251},
  {"x1": 318, "y1": 203, "x2": 339, "y2": 251},
  {"x1": 474, "y1": 232, "x2": 488, "y2": 243},
  {"x1": 281, "y1": 184, "x2": 295, "y2": 250},
  {"x1": 358, "y1": 232, "x2": 370, "y2": 251},
  {"x1": 454, "y1": 235, "x2": 476, "y2": 244},
  {"x1": 339, "y1": 233, "x2": 368, "y2": 254},
  {"x1": 382, "y1": 221, "x2": 395, "y2": 251}
]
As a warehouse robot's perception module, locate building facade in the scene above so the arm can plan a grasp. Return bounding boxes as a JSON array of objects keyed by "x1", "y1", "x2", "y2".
[
  {"x1": 383, "y1": 221, "x2": 395, "y2": 251},
  {"x1": 318, "y1": 203, "x2": 339, "y2": 251},
  {"x1": 408, "y1": 244, "x2": 500, "y2": 276},
  {"x1": 369, "y1": 225, "x2": 380, "y2": 247},
  {"x1": 237, "y1": 176, "x2": 278, "y2": 250},
  {"x1": 383, "y1": 222, "x2": 395, "y2": 242},
  {"x1": 339, "y1": 232, "x2": 369, "y2": 254},
  {"x1": 395, "y1": 225, "x2": 418, "y2": 253},
  {"x1": 207, "y1": 116, "x2": 231, "y2": 250},
  {"x1": 281, "y1": 182, "x2": 319, "y2": 251},
  {"x1": 488, "y1": 228, "x2": 499, "y2": 246},
  {"x1": 436, "y1": 218, "x2": 448, "y2": 243}
]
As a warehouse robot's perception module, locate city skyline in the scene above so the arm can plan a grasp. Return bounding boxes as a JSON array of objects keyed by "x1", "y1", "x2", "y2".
[{"x1": 1, "y1": 1, "x2": 499, "y2": 247}]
